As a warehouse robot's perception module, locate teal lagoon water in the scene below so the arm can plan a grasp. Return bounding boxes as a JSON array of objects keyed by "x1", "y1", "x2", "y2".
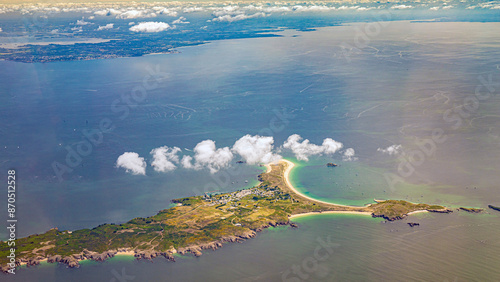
[{"x1": 1, "y1": 22, "x2": 500, "y2": 281}]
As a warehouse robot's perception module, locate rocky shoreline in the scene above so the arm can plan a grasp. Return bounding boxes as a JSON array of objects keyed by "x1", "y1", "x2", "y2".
[
  {"x1": 372, "y1": 208, "x2": 453, "y2": 221},
  {"x1": 488, "y1": 205, "x2": 500, "y2": 212},
  {"x1": 1, "y1": 220, "x2": 291, "y2": 273},
  {"x1": 0, "y1": 160, "x2": 454, "y2": 274}
]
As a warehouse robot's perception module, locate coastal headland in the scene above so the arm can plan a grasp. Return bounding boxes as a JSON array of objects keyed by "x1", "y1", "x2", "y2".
[{"x1": 1, "y1": 160, "x2": 450, "y2": 273}]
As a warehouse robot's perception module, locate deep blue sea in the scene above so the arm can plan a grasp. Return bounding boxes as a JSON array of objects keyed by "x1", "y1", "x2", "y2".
[{"x1": 1, "y1": 21, "x2": 500, "y2": 281}]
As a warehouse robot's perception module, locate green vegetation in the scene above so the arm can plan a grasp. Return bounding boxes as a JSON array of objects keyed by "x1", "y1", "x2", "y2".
[
  {"x1": 459, "y1": 207, "x2": 483, "y2": 213},
  {"x1": 0, "y1": 161, "x2": 448, "y2": 271}
]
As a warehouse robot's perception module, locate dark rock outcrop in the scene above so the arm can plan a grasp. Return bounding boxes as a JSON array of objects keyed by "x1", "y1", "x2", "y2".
[
  {"x1": 47, "y1": 255, "x2": 62, "y2": 263},
  {"x1": 428, "y1": 208, "x2": 453, "y2": 213},
  {"x1": 488, "y1": 205, "x2": 500, "y2": 212},
  {"x1": 407, "y1": 222, "x2": 420, "y2": 227},
  {"x1": 459, "y1": 207, "x2": 483, "y2": 213}
]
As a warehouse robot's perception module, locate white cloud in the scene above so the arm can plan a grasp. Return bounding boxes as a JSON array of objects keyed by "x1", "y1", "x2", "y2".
[
  {"x1": 466, "y1": 6, "x2": 477, "y2": 10},
  {"x1": 150, "y1": 146, "x2": 181, "y2": 172},
  {"x1": 391, "y1": 5, "x2": 413, "y2": 9},
  {"x1": 181, "y1": 155, "x2": 194, "y2": 169},
  {"x1": 212, "y1": 5, "x2": 240, "y2": 16},
  {"x1": 442, "y1": 5, "x2": 453, "y2": 10},
  {"x1": 94, "y1": 9, "x2": 112, "y2": 16},
  {"x1": 76, "y1": 19, "x2": 91, "y2": 25},
  {"x1": 283, "y1": 134, "x2": 343, "y2": 161},
  {"x1": 292, "y1": 5, "x2": 333, "y2": 12},
  {"x1": 116, "y1": 10, "x2": 156, "y2": 19},
  {"x1": 128, "y1": 22, "x2": 135, "y2": 25},
  {"x1": 342, "y1": 148, "x2": 357, "y2": 161},
  {"x1": 130, "y1": 22, "x2": 172, "y2": 32},
  {"x1": 357, "y1": 7, "x2": 375, "y2": 11},
  {"x1": 212, "y1": 12, "x2": 266, "y2": 22},
  {"x1": 155, "y1": 8, "x2": 177, "y2": 17},
  {"x1": 429, "y1": 7, "x2": 440, "y2": 11},
  {"x1": 232, "y1": 135, "x2": 282, "y2": 165},
  {"x1": 183, "y1": 7, "x2": 204, "y2": 13},
  {"x1": 322, "y1": 138, "x2": 344, "y2": 154},
  {"x1": 377, "y1": 144, "x2": 402, "y2": 155},
  {"x1": 116, "y1": 152, "x2": 146, "y2": 175},
  {"x1": 173, "y1": 16, "x2": 189, "y2": 24},
  {"x1": 97, "y1": 23, "x2": 114, "y2": 30},
  {"x1": 88, "y1": 15, "x2": 95, "y2": 19},
  {"x1": 0, "y1": 28, "x2": 2, "y2": 32},
  {"x1": 262, "y1": 6, "x2": 291, "y2": 13},
  {"x1": 338, "y1": 6, "x2": 359, "y2": 10},
  {"x1": 479, "y1": 2, "x2": 500, "y2": 9},
  {"x1": 183, "y1": 140, "x2": 233, "y2": 173}
]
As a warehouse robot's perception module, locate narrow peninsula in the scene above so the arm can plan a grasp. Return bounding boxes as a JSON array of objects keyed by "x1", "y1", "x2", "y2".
[{"x1": 1, "y1": 160, "x2": 450, "y2": 273}]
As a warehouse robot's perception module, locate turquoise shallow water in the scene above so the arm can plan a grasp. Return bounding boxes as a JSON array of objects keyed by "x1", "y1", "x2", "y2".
[{"x1": 1, "y1": 22, "x2": 500, "y2": 281}]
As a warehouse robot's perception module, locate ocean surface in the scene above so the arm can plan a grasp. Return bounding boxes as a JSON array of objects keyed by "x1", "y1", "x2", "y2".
[{"x1": 1, "y1": 21, "x2": 500, "y2": 281}]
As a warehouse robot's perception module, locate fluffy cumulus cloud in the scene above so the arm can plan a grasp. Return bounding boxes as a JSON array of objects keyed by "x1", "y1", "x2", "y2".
[
  {"x1": 0, "y1": 28, "x2": 2, "y2": 32},
  {"x1": 357, "y1": 7, "x2": 375, "y2": 11},
  {"x1": 173, "y1": 16, "x2": 189, "y2": 24},
  {"x1": 181, "y1": 155, "x2": 194, "y2": 169},
  {"x1": 117, "y1": 10, "x2": 156, "y2": 19},
  {"x1": 342, "y1": 148, "x2": 357, "y2": 161},
  {"x1": 232, "y1": 135, "x2": 282, "y2": 164},
  {"x1": 283, "y1": 134, "x2": 343, "y2": 161},
  {"x1": 391, "y1": 5, "x2": 413, "y2": 9},
  {"x1": 338, "y1": 5, "x2": 360, "y2": 10},
  {"x1": 261, "y1": 6, "x2": 291, "y2": 13},
  {"x1": 94, "y1": 9, "x2": 121, "y2": 16},
  {"x1": 212, "y1": 12, "x2": 266, "y2": 22},
  {"x1": 377, "y1": 144, "x2": 402, "y2": 155},
  {"x1": 182, "y1": 140, "x2": 233, "y2": 173},
  {"x1": 97, "y1": 23, "x2": 114, "y2": 30},
  {"x1": 150, "y1": 146, "x2": 181, "y2": 172},
  {"x1": 183, "y1": 7, "x2": 204, "y2": 13},
  {"x1": 76, "y1": 18, "x2": 91, "y2": 25},
  {"x1": 130, "y1": 22, "x2": 172, "y2": 32},
  {"x1": 116, "y1": 152, "x2": 146, "y2": 175},
  {"x1": 292, "y1": 5, "x2": 334, "y2": 12},
  {"x1": 153, "y1": 7, "x2": 178, "y2": 17},
  {"x1": 117, "y1": 134, "x2": 357, "y2": 175}
]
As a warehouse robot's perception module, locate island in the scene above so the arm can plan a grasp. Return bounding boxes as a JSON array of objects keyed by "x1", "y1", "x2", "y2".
[
  {"x1": 1, "y1": 159, "x2": 450, "y2": 273},
  {"x1": 459, "y1": 207, "x2": 483, "y2": 213},
  {"x1": 488, "y1": 205, "x2": 500, "y2": 212}
]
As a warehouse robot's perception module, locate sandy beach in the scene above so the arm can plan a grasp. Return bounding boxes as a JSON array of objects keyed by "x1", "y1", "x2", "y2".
[
  {"x1": 289, "y1": 211, "x2": 372, "y2": 219},
  {"x1": 407, "y1": 210, "x2": 429, "y2": 215},
  {"x1": 278, "y1": 159, "x2": 369, "y2": 209}
]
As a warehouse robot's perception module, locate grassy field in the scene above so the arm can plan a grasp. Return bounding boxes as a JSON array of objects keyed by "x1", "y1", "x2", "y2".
[{"x1": 0, "y1": 161, "x2": 447, "y2": 271}]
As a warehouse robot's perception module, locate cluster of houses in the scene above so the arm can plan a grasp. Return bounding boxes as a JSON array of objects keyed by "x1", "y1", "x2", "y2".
[{"x1": 202, "y1": 187, "x2": 277, "y2": 206}]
